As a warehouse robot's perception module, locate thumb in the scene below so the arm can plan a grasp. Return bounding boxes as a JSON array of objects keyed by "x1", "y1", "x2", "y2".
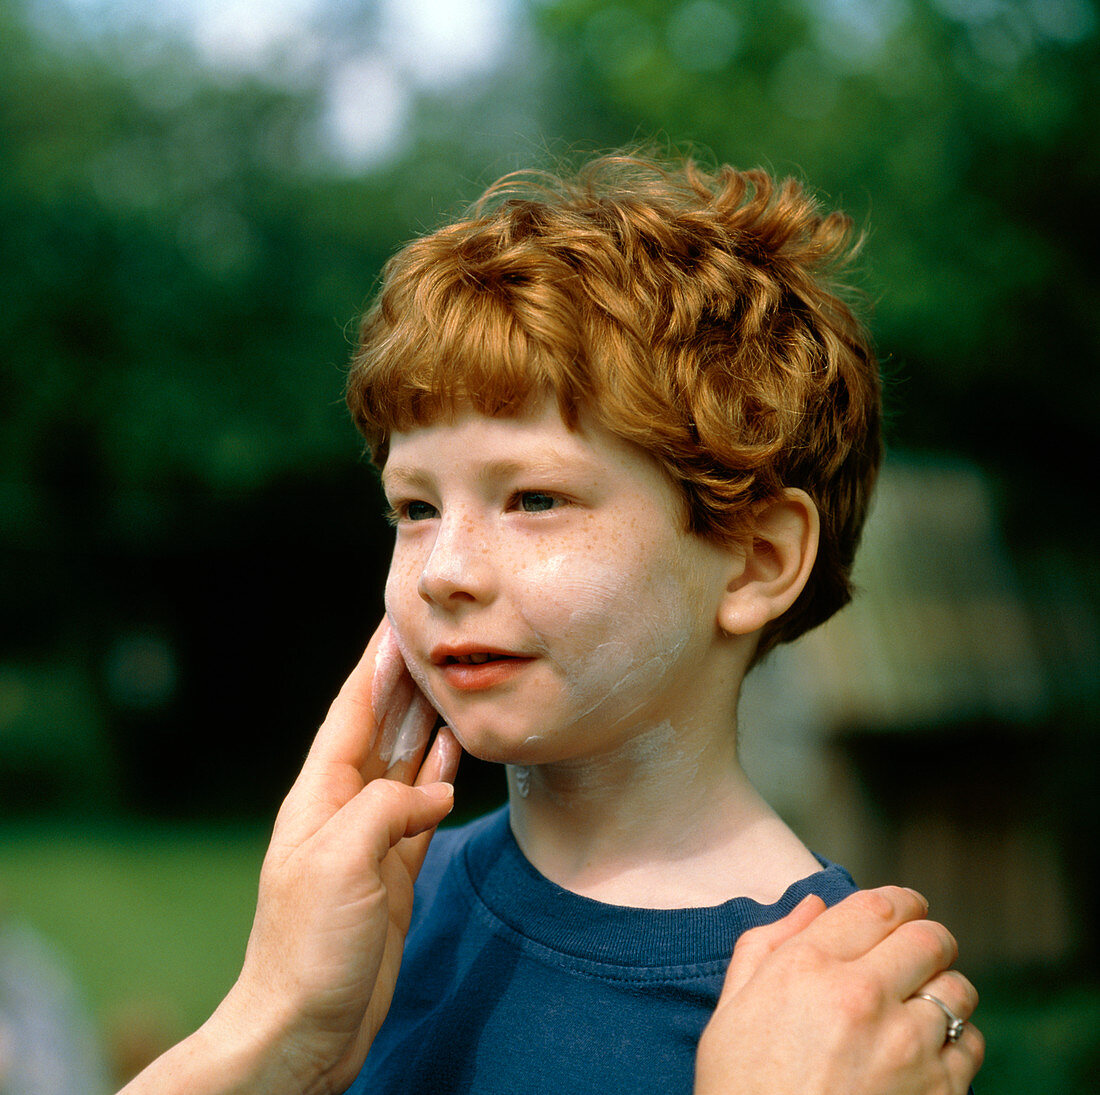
[
  {"x1": 719, "y1": 894, "x2": 827, "y2": 1001},
  {"x1": 336, "y1": 778, "x2": 455, "y2": 868}
]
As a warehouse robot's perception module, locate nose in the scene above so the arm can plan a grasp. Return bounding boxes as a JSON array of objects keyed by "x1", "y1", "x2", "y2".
[{"x1": 417, "y1": 514, "x2": 495, "y2": 608}]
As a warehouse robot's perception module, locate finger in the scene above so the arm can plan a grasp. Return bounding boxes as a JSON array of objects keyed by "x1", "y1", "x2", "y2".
[
  {"x1": 334, "y1": 777, "x2": 455, "y2": 871},
  {"x1": 305, "y1": 621, "x2": 393, "y2": 772},
  {"x1": 398, "y1": 727, "x2": 463, "y2": 875},
  {"x1": 944, "y1": 1019, "x2": 985, "y2": 1094},
  {"x1": 380, "y1": 690, "x2": 439, "y2": 781},
  {"x1": 798, "y1": 886, "x2": 930, "y2": 962},
  {"x1": 363, "y1": 779, "x2": 455, "y2": 867},
  {"x1": 373, "y1": 625, "x2": 443, "y2": 782},
  {"x1": 908, "y1": 970, "x2": 979, "y2": 1044},
  {"x1": 909, "y1": 973, "x2": 984, "y2": 1091},
  {"x1": 720, "y1": 894, "x2": 827, "y2": 999},
  {"x1": 917, "y1": 969, "x2": 979, "y2": 1022},
  {"x1": 415, "y1": 725, "x2": 463, "y2": 788},
  {"x1": 373, "y1": 624, "x2": 419, "y2": 768},
  {"x1": 859, "y1": 916, "x2": 959, "y2": 1000},
  {"x1": 303, "y1": 621, "x2": 436, "y2": 787},
  {"x1": 276, "y1": 623, "x2": 400, "y2": 839}
]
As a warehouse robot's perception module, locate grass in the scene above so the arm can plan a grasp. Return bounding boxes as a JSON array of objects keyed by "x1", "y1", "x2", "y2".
[
  {"x1": 1, "y1": 819, "x2": 1098, "y2": 1092},
  {"x1": 0, "y1": 818, "x2": 268, "y2": 1041}
]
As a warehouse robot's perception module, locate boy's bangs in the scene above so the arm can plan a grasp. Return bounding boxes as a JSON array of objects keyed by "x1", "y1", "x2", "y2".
[{"x1": 349, "y1": 284, "x2": 588, "y2": 462}]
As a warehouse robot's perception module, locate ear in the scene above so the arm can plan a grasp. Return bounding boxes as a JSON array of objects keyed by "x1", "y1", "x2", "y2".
[{"x1": 717, "y1": 489, "x2": 820, "y2": 637}]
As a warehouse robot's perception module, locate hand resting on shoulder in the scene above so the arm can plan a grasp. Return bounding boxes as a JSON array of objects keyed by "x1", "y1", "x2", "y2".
[{"x1": 694, "y1": 887, "x2": 983, "y2": 1095}]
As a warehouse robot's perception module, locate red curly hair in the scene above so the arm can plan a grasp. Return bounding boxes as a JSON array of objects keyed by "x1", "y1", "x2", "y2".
[{"x1": 347, "y1": 154, "x2": 882, "y2": 660}]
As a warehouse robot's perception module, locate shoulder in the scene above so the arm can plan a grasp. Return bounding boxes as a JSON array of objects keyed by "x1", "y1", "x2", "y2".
[
  {"x1": 800, "y1": 855, "x2": 860, "y2": 908},
  {"x1": 718, "y1": 856, "x2": 859, "y2": 935}
]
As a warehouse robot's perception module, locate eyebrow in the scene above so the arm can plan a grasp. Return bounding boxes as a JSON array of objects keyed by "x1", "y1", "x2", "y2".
[
  {"x1": 382, "y1": 451, "x2": 596, "y2": 494},
  {"x1": 380, "y1": 465, "x2": 432, "y2": 495}
]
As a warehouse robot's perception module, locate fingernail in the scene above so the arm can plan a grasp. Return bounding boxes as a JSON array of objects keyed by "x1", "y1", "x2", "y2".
[{"x1": 422, "y1": 782, "x2": 454, "y2": 801}]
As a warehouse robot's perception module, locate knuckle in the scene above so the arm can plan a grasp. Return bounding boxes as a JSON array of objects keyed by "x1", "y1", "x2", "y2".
[
  {"x1": 733, "y1": 920, "x2": 783, "y2": 959},
  {"x1": 850, "y1": 886, "x2": 903, "y2": 922},
  {"x1": 907, "y1": 918, "x2": 959, "y2": 966},
  {"x1": 885, "y1": 1015, "x2": 925, "y2": 1071},
  {"x1": 734, "y1": 921, "x2": 767, "y2": 947},
  {"x1": 944, "y1": 968, "x2": 979, "y2": 1013},
  {"x1": 362, "y1": 777, "x2": 409, "y2": 812},
  {"x1": 837, "y1": 970, "x2": 888, "y2": 1025},
  {"x1": 938, "y1": 924, "x2": 960, "y2": 965},
  {"x1": 781, "y1": 937, "x2": 830, "y2": 978},
  {"x1": 731, "y1": 923, "x2": 766, "y2": 957}
]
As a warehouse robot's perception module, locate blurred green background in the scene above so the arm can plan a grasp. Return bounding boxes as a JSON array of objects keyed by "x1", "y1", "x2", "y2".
[{"x1": 1, "y1": 0, "x2": 1097, "y2": 1088}]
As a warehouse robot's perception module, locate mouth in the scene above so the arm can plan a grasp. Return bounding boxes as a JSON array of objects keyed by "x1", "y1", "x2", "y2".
[
  {"x1": 430, "y1": 646, "x2": 535, "y2": 691},
  {"x1": 431, "y1": 645, "x2": 526, "y2": 666}
]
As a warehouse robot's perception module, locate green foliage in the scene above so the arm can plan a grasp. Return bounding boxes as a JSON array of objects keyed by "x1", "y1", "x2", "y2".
[
  {"x1": 0, "y1": 3, "x2": 411, "y2": 502},
  {"x1": 0, "y1": 0, "x2": 416, "y2": 812},
  {"x1": 0, "y1": 660, "x2": 113, "y2": 810}
]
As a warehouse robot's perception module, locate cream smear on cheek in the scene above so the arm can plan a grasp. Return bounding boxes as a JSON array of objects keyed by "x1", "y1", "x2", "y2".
[
  {"x1": 384, "y1": 621, "x2": 446, "y2": 721},
  {"x1": 516, "y1": 548, "x2": 698, "y2": 746},
  {"x1": 370, "y1": 625, "x2": 439, "y2": 766}
]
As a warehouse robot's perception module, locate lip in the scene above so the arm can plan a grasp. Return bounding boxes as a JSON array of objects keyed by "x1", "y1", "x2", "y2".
[
  {"x1": 430, "y1": 643, "x2": 536, "y2": 692},
  {"x1": 429, "y1": 643, "x2": 523, "y2": 665}
]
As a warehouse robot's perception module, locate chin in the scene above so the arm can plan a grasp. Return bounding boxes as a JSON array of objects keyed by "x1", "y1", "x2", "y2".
[{"x1": 448, "y1": 722, "x2": 550, "y2": 767}]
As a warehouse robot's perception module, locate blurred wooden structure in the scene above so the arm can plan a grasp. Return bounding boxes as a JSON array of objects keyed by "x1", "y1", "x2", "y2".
[{"x1": 740, "y1": 456, "x2": 1098, "y2": 968}]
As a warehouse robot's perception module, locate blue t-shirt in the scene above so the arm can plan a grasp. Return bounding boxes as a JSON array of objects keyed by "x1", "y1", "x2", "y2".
[{"x1": 345, "y1": 806, "x2": 858, "y2": 1095}]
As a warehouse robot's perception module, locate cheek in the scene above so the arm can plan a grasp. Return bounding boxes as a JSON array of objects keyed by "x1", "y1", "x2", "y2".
[
  {"x1": 383, "y1": 550, "x2": 419, "y2": 631},
  {"x1": 523, "y1": 545, "x2": 703, "y2": 730},
  {"x1": 510, "y1": 547, "x2": 619, "y2": 637},
  {"x1": 519, "y1": 538, "x2": 693, "y2": 656},
  {"x1": 382, "y1": 558, "x2": 445, "y2": 712}
]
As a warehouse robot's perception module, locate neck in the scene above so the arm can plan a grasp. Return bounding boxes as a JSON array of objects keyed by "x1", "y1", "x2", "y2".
[{"x1": 505, "y1": 714, "x2": 821, "y2": 909}]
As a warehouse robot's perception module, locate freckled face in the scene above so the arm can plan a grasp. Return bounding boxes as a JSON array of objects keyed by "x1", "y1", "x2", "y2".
[{"x1": 381, "y1": 398, "x2": 735, "y2": 765}]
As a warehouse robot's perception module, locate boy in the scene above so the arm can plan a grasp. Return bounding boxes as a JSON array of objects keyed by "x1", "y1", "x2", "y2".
[
  {"x1": 338, "y1": 154, "x2": 971, "y2": 1092},
  {"x1": 120, "y1": 154, "x2": 980, "y2": 1095}
]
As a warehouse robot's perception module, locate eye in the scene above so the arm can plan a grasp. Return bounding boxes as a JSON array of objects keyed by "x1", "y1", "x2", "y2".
[
  {"x1": 515, "y1": 491, "x2": 560, "y2": 513},
  {"x1": 386, "y1": 499, "x2": 438, "y2": 524}
]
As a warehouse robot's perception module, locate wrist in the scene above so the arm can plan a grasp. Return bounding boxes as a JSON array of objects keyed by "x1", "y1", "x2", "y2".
[
  {"x1": 116, "y1": 985, "x2": 332, "y2": 1095},
  {"x1": 115, "y1": 1020, "x2": 292, "y2": 1095},
  {"x1": 197, "y1": 980, "x2": 335, "y2": 1095}
]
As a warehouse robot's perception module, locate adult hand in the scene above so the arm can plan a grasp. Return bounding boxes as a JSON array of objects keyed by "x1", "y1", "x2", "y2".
[
  {"x1": 694, "y1": 887, "x2": 983, "y2": 1095},
  {"x1": 120, "y1": 619, "x2": 459, "y2": 1095}
]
